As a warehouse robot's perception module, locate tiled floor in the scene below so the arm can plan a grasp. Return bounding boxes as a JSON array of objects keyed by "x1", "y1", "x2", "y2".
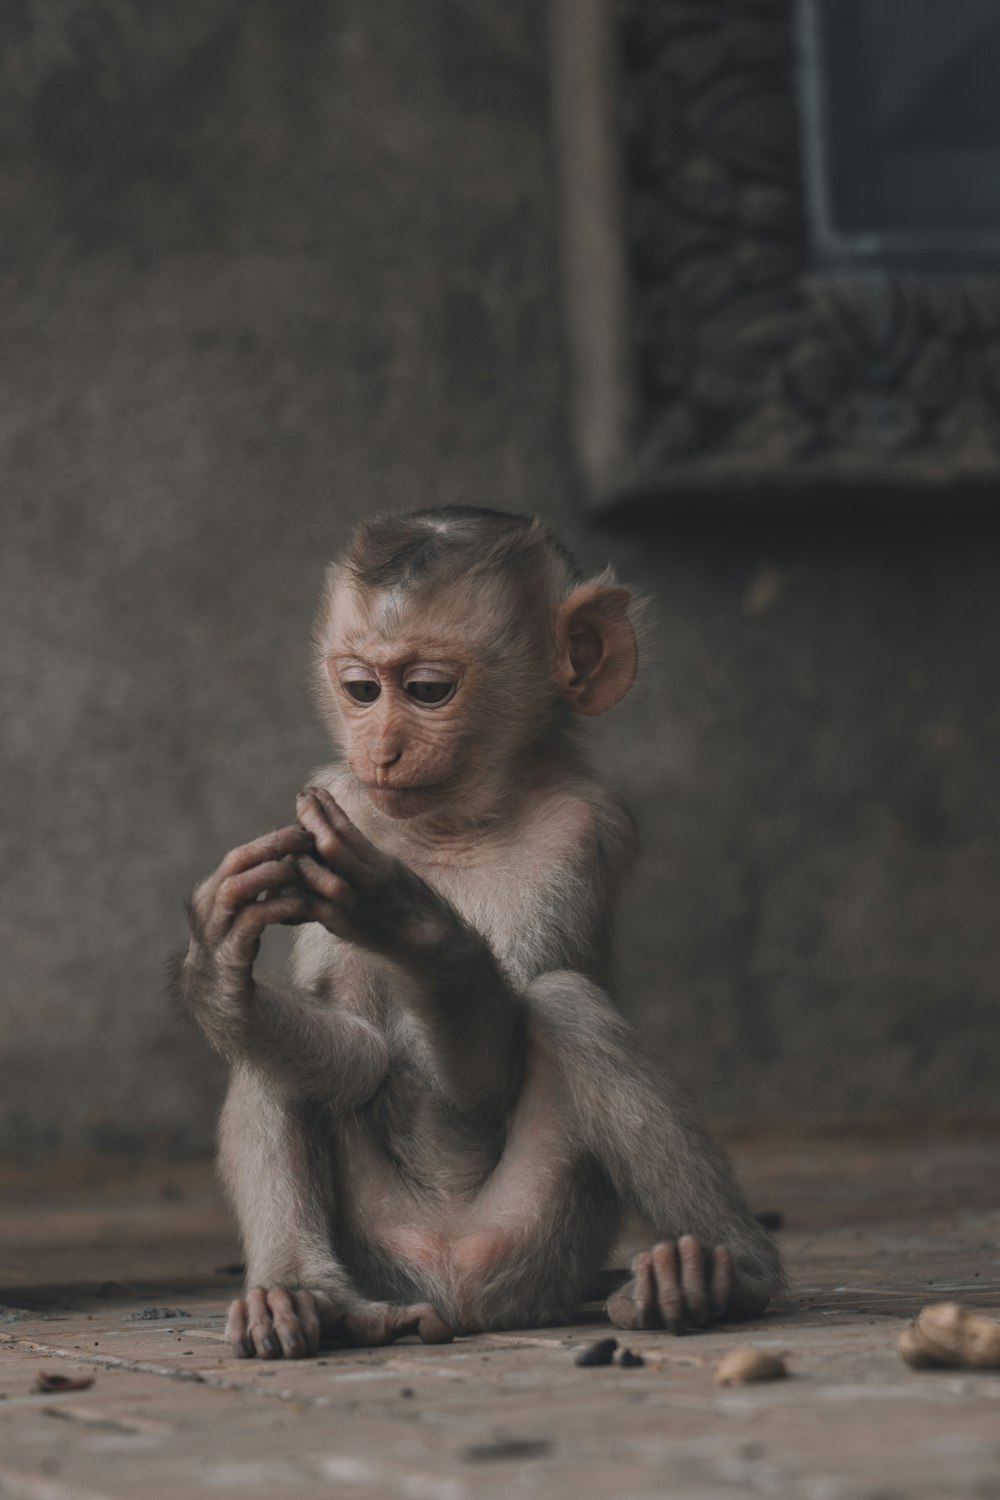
[{"x1": 1, "y1": 1128, "x2": 998, "y2": 1499}]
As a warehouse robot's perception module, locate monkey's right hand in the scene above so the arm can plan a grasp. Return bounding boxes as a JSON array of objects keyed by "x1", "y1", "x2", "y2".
[
  {"x1": 293, "y1": 787, "x2": 467, "y2": 962},
  {"x1": 180, "y1": 826, "x2": 315, "y2": 1019}
]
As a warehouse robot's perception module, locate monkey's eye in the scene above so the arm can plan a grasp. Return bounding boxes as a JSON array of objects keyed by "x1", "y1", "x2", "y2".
[
  {"x1": 344, "y1": 679, "x2": 381, "y2": 704},
  {"x1": 406, "y1": 680, "x2": 455, "y2": 706}
]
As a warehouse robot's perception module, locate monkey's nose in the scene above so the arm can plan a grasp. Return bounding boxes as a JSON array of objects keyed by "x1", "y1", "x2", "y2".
[{"x1": 372, "y1": 745, "x2": 403, "y2": 773}]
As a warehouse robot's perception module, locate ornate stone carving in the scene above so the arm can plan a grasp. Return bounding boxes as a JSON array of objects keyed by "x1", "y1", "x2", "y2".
[{"x1": 614, "y1": 0, "x2": 1000, "y2": 496}]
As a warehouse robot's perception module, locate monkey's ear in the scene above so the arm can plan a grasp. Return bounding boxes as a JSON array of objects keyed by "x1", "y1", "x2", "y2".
[{"x1": 556, "y1": 583, "x2": 637, "y2": 715}]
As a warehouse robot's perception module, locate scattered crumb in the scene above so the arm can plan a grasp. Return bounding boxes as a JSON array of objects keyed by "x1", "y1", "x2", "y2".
[
  {"x1": 714, "y1": 1347, "x2": 788, "y2": 1385},
  {"x1": 899, "y1": 1302, "x2": 1000, "y2": 1370},
  {"x1": 619, "y1": 1349, "x2": 645, "y2": 1368}
]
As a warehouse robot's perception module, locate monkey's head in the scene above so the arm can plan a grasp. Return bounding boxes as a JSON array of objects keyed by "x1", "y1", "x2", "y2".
[{"x1": 312, "y1": 507, "x2": 637, "y2": 820}]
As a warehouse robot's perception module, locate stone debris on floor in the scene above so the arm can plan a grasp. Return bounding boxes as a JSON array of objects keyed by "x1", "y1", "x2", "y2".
[{"x1": 0, "y1": 1129, "x2": 998, "y2": 1499}]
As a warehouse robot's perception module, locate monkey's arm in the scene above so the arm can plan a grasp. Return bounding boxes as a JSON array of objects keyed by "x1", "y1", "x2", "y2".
[
  {"x1": 174, "y1": 825, "x2": 389, "y2": 1104},
  {"x1": 295, "y1": 788, "x2": 525, "y2": 1120}
]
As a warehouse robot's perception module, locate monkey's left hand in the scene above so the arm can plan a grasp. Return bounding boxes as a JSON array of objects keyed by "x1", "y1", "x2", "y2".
[
  {"x1": 606, "y1": 1236, "x2": 771, "y2": 1334},
  {"x1": 293, "y1": 786, "x2": 465, "y2": 961}
]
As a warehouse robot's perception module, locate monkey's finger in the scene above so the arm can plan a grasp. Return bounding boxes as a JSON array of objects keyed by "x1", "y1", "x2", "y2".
[
  {"x1": 266, "y1": 1287, "x2": 307, "y2": 1359},
  {"x1": 606, "y1": 1287, "x2": 643, "y2": 1330},
  {"x1": 285, "y1": 893, "x2": 362, "y2": 942},
  {"x1": 246, "y1": 1287, "x2": 281, "y2": 1359},
  {"x1": 295, "y1": 792, "x2": 364, "y2": 876},
  {"x1": 650, "y1": 1242, "x2": 686, "y2": 1335},
  {"x1": 629, "y1": 1251, "x2": 662, "y2": 1330},
  {"x1": 217, "y1": 861, "x2": 306, "y2": 914},
  {"x1": 303, "y1": 786, "x2": 370, "y2": 850},
  {"x1": 709, "y1": 1246, "x2": 734, "y2": 1320},
  {"x1": 225, "y1": 1298, "x2": 254, "y2": 1358},
  {"x1": 296, "y1": 854, "x2": 355, "y2": 907},
  {"x1": 218, "y1": 826, "x2": 314, "y2": 880},
  {"x1": 677, "y1": 1235, "x2": 710, "y2": 1326},
  {"x1": 229, "y1": 894, "x2": 315, "y2": 951},
  {"x1": 292, "y1": 1290, "x2": 322, "y2": 1356},
  {"x1": 196, "y1": 858, "x2": 305, "y2": 945},
  {"x1": 302, "y1": 786, "x2": 389, "y2": 877}
]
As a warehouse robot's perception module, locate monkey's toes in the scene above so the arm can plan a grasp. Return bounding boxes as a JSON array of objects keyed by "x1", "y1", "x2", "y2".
[
  {"x1": 227, "y1": 1287, "x2": 321, "y2": 1359},
  {"x1": 607, "y1": 1238, "x2": 726, "y2": 1334},
  {"x1": 339, "y1": 1301, "x2": 455, "y2": 1347}
]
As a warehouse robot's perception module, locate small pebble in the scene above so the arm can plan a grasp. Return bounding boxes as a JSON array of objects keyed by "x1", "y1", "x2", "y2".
[
  {"x1": 619, "y1": 1348, "x2": 645, "y2": 1368},
  {"x1": 33, "y1": 1372, "x2": 94, "y2": 1394},
  {"x1": 714, "y1": 1346, "x2": 788, "y2": 1385},
  {"x1": 574, "y1": 1337, "x2": 617, "y2": 1367}
]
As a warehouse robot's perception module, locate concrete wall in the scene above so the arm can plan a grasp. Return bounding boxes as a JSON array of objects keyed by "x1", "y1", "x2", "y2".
[{"x1": 2, "y1": 0, "x2": 998, "y2": 1156}]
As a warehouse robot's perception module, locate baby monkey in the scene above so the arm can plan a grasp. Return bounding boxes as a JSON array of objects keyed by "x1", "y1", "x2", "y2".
[{"x1": 177, "y1": 506, "x2": 783, "y2": 1358}]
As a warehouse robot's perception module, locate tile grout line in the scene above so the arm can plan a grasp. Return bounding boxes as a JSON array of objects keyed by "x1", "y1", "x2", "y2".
[{"x1": 0, "y1": 1334, "x2": 332, "y2": 1404}]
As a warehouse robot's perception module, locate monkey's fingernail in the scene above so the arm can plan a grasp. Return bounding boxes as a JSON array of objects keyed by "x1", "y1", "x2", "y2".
[{"x1": 262, "y1": 1334, "x2": 280, "y2": 1357}]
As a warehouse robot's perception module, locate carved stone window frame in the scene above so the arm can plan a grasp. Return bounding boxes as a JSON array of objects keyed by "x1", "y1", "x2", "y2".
[{"x1": 551, "y1": 0, "x2": 1000, "y2": 514}]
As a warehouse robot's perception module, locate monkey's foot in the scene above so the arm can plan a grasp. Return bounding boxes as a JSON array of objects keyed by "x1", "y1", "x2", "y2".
[
  {"x1": 335, "y1": 1300, "x2": 454, "y2": 1348},
  {"x1": 605, "y1": 1236, "x2": 771, "y2": 1334},
  {"x1": 226, "y1": 1287, "x2": 454, "y2": 1358},
  {"x1": 227, "y1": 1286, "x2": 322, "y2": 1359}
]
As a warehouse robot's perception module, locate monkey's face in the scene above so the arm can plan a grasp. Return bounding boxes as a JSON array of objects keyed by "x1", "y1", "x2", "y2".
[{"x1": 321, "y1": 581, "x2": 542, "y2": 820}]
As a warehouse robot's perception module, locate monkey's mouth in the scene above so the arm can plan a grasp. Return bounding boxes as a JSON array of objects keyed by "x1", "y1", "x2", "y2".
[
  {"x1": 364, "y1": 786, "x2": 440, "y2": 798},
  {"x1": 363, "y1": 780, "x2": 447, "y2": 802},
  {"x1": 362, "y1": 781, "x2": 445, "y2": 818}
]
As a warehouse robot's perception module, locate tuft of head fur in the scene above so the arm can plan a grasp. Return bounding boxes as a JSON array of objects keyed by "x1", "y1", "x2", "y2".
[{"x1": 341, "y1": 506, "x2": 583, "y2": 598}]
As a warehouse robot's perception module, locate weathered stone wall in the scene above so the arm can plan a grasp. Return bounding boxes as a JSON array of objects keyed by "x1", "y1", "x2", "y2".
[{"x1": 2, "y1": 0, "x2": 998, "y2": 1155}]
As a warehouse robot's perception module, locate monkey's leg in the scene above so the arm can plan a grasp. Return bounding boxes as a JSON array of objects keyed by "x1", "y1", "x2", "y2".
[
  {"x1": 529, "y1": 973, "x2": 785, "y2": 1334},
  {"x1": 439, "y1": 1034, "x2": 621, "y2": 1333},
  {"x1": 219, "y1": 1069, "x2": 454, "y2": 1359}
]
